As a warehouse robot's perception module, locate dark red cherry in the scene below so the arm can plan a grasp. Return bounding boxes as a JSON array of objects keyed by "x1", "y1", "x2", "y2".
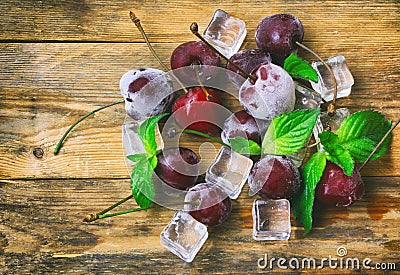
[
  {"x1": 255, "y1": 14, "x2": 304, "y2": 66},
  {"x1": 248, "y1": 155, "x2": 300, "y2": 199},
  {"x1": 184, "y1": 182, "x2": 232, "y2": 227},
  {"x1": 170, "y1": 41, "x2": 221, "y2": 83},
  {"x1": 315, "y1": 161, "x2": 365, "y2": 207},
  {"x1": 154, "y1": 147, "x2": 200, "y2": 190},
  {"x1": 172, "y1": 87, "x2": 223, "y2": 135}
]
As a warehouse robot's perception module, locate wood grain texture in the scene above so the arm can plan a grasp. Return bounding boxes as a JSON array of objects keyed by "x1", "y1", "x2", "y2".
[
  {"x1": 0, "y1": 0, "x2": 399, "y2": 273},
  {"x1": 0, "y1": 177, "x2": 399, "y2": 274}
]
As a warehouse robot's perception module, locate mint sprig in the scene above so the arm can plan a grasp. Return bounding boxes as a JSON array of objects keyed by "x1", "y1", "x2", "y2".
[
  {"x1": 292, "y1": 152, "x2": 326, "y2": 234},
  {"x1": 229, "y1": 136, "x2": 261, "y2": 155},
  {"x1": 127, "y1": 113, "x2": 168, "y2": 208},
  {"x1": 294, "y1": 110, "x2": 392, "y2": 234},
  {"x1": 283, "y1": 53, "x2": 318, "y2": 82},
  {"x1": 262, "y1": 109, "x2": 320, "y2": 155}
]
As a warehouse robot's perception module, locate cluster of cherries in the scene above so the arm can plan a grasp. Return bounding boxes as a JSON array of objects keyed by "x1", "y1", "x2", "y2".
[{"x1": 122, "y1": 13, "x2": 364, "y2": 227}]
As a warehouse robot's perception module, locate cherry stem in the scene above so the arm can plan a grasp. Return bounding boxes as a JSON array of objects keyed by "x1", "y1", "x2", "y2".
[
  {"x1": 306, "y1": 140, "x2": 320, "y2": 149},
  {"x1": 182, "y1": 129, "x2": 229, "y2": 147},
  {"x1": 359, "y1": 119, "x2": 400, "y2": 171},
  {"x1": 190, "y1": 22, "x2": 257, "y2": 83},
  {"x1": 54, "y1": 99, "x2": 124, "y2": 155},
  {"x1": 130, "y1": 11, "x2": 189, "y2": 94},
  {"x1": 296, "y1": 42, "x2": 338, "y2": 116},
  {"x1": 192, "y1": 61, "x2": 212, "y2": 100}
]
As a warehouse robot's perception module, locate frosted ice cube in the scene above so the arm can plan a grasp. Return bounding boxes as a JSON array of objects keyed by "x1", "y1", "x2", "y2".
[
  {"x1": 206, "y1": 146, "x2": 253, "y2": 199},
  {"x1": 252, "y1": 199, "x2": 291, "y2": 241},
  {"x1": 288, "y1": 83, "x2": 323, "y2": 167},
  {"x1": 203, "y1": 9, "x2": 246, "y2": 58},
  {"x1": 120, "y1": 68, "x2": 174, "y2": 120},
  {"x1": 122, "y1": 115, "x2": 163, "y2": 171},
  {"x1": 313, "y1": 108, "x2": 350, "y2": 151},
  {"x1": 310, "y1": 55, "x2": 354, "y2": 102},
  {"x1": 160, "y1": 211, "x2": 208, "y2": 263},
  {"x1": 239, "y1": 63, "x2": 295, "y2": 120}
]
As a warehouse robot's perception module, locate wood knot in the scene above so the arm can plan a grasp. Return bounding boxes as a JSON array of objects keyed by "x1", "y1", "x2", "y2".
[{"x1": 33, "y1": 147, "x2": 44, "y2": 158}]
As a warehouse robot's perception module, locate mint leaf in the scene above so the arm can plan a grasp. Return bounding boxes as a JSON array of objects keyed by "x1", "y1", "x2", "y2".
[
  {"x1": 292, "y1": 152, "x2": 326, "y2": 234},
  {"x1": 137, "y1": 113, "x2": 169, "y2": 156},
  {"x1": 127, "y1": 153, "x2": 147, "y2": 163},
  {"x1": 229, "y1": 136, "x2": 261, "y2": 155},
  {"x1": 262, "y1": 109, "x2": 320, "y2": 155},
  {"x1": 335, "y1": 110, "x2": 391, "y2": 162},
  {"x1": 130, "y1": 157, "x2": 155, "y2": 209},
  {"x1": 319, "y1": 131, "x2": 354, "y2": 176},
  {"x1": 284, "y1": 53, "x2": 318, "y2": 82}
]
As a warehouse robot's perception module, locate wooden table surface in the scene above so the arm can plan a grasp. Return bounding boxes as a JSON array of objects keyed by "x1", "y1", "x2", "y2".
[{"x1": 1, "y1": 1, "x2": 399, "y2": 274}]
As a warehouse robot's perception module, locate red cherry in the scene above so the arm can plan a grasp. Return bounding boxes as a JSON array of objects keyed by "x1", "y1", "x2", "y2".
[
  {"x1": 172, "y1": 87, "x2": 223, "y2": 135},
  {"x1": 315, "y1": 161, "x2": 365, "y2": 207},
  {"x1": 170, "y1": 41, "x2": 221, "y2": 83}
]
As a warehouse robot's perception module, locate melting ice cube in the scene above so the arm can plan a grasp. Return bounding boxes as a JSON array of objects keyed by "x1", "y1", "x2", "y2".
[
  {"x1": 206, "y1": 146, "x2": 253, "y2": 199},
  {"x1": 252, "y1": 199, "x2": 291, "y2": 241},
  {"x1": 310, "y1": 55, "x2": 354, "y2": 102},
  {"x1": 160, "y1": 211, "x2": 208, "y2": 262},
  {"x1": 203, "y1": 9, "x2": 246, "y2": 58}
]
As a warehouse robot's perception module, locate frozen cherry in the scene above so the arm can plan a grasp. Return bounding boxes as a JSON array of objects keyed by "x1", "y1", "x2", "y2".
[
  {"x1": 170, "y1": 41, "x2": 221, "y2": 83},
  {"x1": 226, "y1": 49, "x2": 271, "y2": 89},
  {"x1": 120, "y1": 68, "x2": 174, "y2": 120},
  {"x1": 248, "y1": 155, "x2": 300, "y2": 199},
  {"x1": 255, "y1": 14, "x2": 304, "y2": 66},
  {"x1": 315, "y1": 161, "x2": 365, "y2": 207},
  {"x1": 154, "y1": 147, "x2": 200, "y2": 190},
  {"x1": 184, "y1": 182, "x2": 232, "y2": 227},
  {"x1": 221, "y1": 110, "x2": 270, "y2": 145},
  {"x1": 172, "y1": 86, "x2": 223, "y2": 135},
  {"x1": 239, "y1": 62, "x2": 295, "y2": 120}
]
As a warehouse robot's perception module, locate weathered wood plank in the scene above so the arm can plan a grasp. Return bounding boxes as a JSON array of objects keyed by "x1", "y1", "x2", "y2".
[
  {"x1": 0, "y1": 0, "x2": 398, "y2": 43},
  {"x1": 0, "y1": 43, "x2": 399, "y2": 179},
  {"x1": 0, "y1": 177, "x2": 399, "y2": 273}
]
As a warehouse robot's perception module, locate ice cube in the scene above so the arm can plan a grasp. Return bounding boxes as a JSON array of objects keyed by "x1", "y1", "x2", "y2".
[
  {"x1": 206, "y1": 146, "x2": 253, "y2": 199},
  {"x1": 203, "y1": 9, "x2": 246, "y2": 58},
  {"x1": 239, "y1": 63, "x2": 295, "y2": 120},
  {"x1": 294, "y1": 82, "x2": 323, "y2": 110},
  {"x1": 160, "y1": 211, "x2": 208, "y2": 263},
  {"x1": 310, "y1": 55, "x2": 354, "y2": 102},
  {"x1": 288, "y1": 83, "x2": 323, "y2": 167},
  {"x1": 313, "y1": 108, "x2": 350, "y2": 151},
  {"x1": 122, "y1": 115, "x2": 163, "y2": 171},
  {"x1": 252, "y1": 199, "x2": 291, "y2": 241}
]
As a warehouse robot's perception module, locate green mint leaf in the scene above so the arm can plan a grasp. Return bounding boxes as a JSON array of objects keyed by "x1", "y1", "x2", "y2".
[
  {"x1": 283, "y1": 53, "x2": 318, "y2": 82},
  {"x1": 229, "y1": 136, "x2": 261, "y2": 155},
  {"x1": 130, "y1": 158, "x2": 155, "y2": 209},
  {"x1": 335, "y1": 110, "x2": 392, "y2": 162},
  {"x1": 262, "y1": 109, "x2": 320, "y2": 155},
  {"x1": 319, "y1": 131, "x2": 354, "y2": 176},
  {"x1": 126, "y1": 153, "x2": 147, "y2": 163},
  {"x1": 292, "y1": 152, "x2": 326, "y2": 234},
  {"x1": 137, "y1": 113, "x2": 169, "y2": 156}
]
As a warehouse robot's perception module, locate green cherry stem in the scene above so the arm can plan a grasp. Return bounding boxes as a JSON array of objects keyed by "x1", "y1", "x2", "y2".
[
  {"x1": 359, "y1": 118, "x2": 400, "y2": 171},
  {"x1": 182, "y1": 129, "x2": 229, "y2": 147},
  {"x1": 54, "y1": 99, "x2": 125, "y2": 155}
]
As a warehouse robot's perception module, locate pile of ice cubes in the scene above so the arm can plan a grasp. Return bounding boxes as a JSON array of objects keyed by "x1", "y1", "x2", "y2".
[{"x1": 123, "y1": 9, "x2": 355, "y2": 262}]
